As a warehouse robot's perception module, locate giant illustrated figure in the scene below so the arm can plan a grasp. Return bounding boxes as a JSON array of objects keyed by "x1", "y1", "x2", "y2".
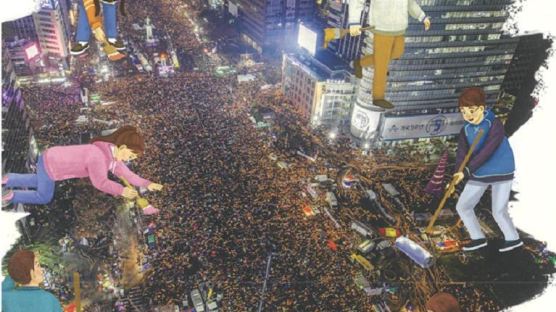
[
  {"x1": 2, "y1": 250, "x2": 64, "y2": 312},
  {"x1": 451, "y1": 88, "x2": 522, "y2": 253},
  {"x1": 2, "y1": 126, "x2": 163, "y2": 207},
  {"x1": 348, "y1": 0, "x2": 431, "y2": 109},
  {"x1": 71, "y1": 0, "x2": 126, "y2": 61}
]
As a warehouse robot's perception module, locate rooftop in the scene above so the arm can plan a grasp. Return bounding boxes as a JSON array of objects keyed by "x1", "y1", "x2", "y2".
[{"x1": 287, "y1": 50, "x2": 352, "y2": 82}]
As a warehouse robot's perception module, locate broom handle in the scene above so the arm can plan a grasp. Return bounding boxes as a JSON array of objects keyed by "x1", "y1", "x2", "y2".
[
  {"x1": 73, "y1": 272, "x2": 81, "y2": 312},
  {"x1": 120, "y1": 177, "x2": 132, "y2": 188},
  {"x1": 120, "y1": 177, "x2": 145, "y2": 200},
  {"x1": 342, "y1": 25, "x2": 374, "y2": 31},
  {"x1": 425, "y1": 129, "x2": 484, "y2": 233}
]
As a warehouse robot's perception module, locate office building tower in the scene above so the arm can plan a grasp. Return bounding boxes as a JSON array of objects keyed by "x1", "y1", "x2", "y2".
[
  {"x1": 2, "y1": 53, "x2": 37, "y2": 177},
  {"x1": 501, "y1": 33, "x2": 550, "y2": 97},
  {"x1": 350, "y1": 0, "x2": 519, "y2": 146},
  {"x1": 3, "y1": 39, "x2": 43, "y2": 76},
  {"x1": 34, "y1": 0, "x2": 71, "y2": 67},
  {"x1": 501, "y1": 33, "x2": 552, "y2": 136},
  {"x1": 282, "y1": 50, "x2": 356, "y2": 128},
  {"x1": 4, "y1": 16, "x2": 38, "y2": 42},
  {"x1": 326, "y1": 0, "x2": 367, "y2": 61},
  {"x1": 236, "y1": 0, "x2": 316, "y2": 53}
]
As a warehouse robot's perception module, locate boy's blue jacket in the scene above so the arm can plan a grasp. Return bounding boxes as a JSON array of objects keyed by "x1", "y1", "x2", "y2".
[
  {"x1": 455, "y1": 109, "x2": 515, "y2": 183},
  {"x1": 2, "y1": 276, "x2": 62, "y2": 312}
]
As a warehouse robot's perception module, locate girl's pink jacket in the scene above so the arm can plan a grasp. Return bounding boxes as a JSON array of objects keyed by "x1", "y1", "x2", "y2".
[{"x1": 42, "y1": 141, "x2": 151, "y2": 196}]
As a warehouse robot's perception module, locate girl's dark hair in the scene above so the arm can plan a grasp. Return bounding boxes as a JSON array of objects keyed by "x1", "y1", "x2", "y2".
[
  {"x1": 8, "y1": 250, "x2": 35, "y2": 285},
  {"x1": 90, "y1": 125, "x2": 145, "y2": 155}
]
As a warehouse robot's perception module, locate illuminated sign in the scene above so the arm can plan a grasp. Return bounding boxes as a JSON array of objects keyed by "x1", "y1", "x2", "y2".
[
  {"x1": 298, "y1": 23, "x2": 318, "y2": 55},
  {"x1": 40, "y1": 0, "x2": 58, "y2": 9},
  {"x1": 381, "y1": 113, "x2": 464, "y2": 140},
  {"x1": 228, "y1": 2, "x2": 238, "y2": 17},
  {"x1": 24, "y1": 43, "x2": 40, "y2": 62},
  {"x1": 350, "y1": 104, "x2": 382, "y2": 140}
]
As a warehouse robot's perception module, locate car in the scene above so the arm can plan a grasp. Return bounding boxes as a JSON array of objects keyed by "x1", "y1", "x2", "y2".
[
  {"x1": 191, "y1": 289, "x2": 205, "y2": 312},
  {"x1": 326, "y1": 192, "x2": 338, "y2": 208},
  {"x1": 207, "y1": 301, "x2": 218, "y2": 312},
  {"x1": 357, "y1": 239, "x2": 375, "y2": 254},
  {"x1": 351, "y1": 221, "x2": 375, "y2": 237}
]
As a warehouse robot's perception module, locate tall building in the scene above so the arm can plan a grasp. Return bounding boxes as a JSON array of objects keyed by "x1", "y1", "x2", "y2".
[
  {"x1": 326, "y1": 0, "x2": 367, "y2": 61},
  {"x1": 4, "y1": 0, "x2": 71, "y2": 70},
  {"x1": 501, "y1": 33, "x2": 552, "y2": 136},
  {"x1": 2, "y1": 50, "x2": 41, "y2": 217},
  {"x1": 282, "y1": 50, "x2": 356, "y2": 128},
  {"x1": 34, "y1": 0, "x2": 71, "y2": 67},
  {"x1": 501, "y1": 33, "x2": 550, "y2": 97},
  {"x1": 4, "y1": 16, "x2": 38, "y2": 42},
  {"x1": 3, "y1": 39, "x2": 43, "y2": 76},
  {"x1": 2, "y1": 52, "x2": 38, "y2": 179},
  {"x1": 235, "y1": 0, "x2": 316, "y2": 53},
  {"x1": 350, "y1": 0, "x2": 519, "y2": 146},
  {"x1": 57, "y1": 0, "x2": 73, "y2": 41}
]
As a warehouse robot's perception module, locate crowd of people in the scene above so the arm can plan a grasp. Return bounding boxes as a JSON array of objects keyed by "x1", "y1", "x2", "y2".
[
  {"x1": 74, "y1": 67, "x2": 503, "y2": 311},
  {"x1": 8, "y1": 0, "x2": 548, "y2": 311},
  {"x1": 17, "y1": 84, "x2": 134, "y2": 311},
  {"x1": 89, "y1": 73, "x2": 377, "y2": 310},
  {"x1": 15, "y1": 67, "x2": 508, "y2": 311}
]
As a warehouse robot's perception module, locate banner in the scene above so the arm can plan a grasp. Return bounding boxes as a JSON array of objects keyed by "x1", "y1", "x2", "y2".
[
  {"x1": 381, "y1": 113, "x2": 464, "y2": 141},
  {"x1": 350, "y1": 104, "x2": 382, "y2": 140}
]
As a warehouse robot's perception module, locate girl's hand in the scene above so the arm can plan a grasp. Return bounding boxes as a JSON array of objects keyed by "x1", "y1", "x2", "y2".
[
  {"x1": 147, "y1": 183, "x2": 163, "y2": 191},
  {"x1": 122, "y1": 187, "x2": 138, "y2": 199}
]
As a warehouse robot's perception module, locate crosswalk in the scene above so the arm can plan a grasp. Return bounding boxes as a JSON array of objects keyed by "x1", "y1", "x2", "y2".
[{"x1": 121, "y1": 286, "x2": 148, "y2": 312}]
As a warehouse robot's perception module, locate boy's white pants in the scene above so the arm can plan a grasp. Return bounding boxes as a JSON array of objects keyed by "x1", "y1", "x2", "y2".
[{"x1": 455, "y1": 180, "x2": 519, "y2": 241}]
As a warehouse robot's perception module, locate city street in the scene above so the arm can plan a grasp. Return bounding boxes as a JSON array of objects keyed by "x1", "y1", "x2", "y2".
[{"x1": 3, "y1": 1, "x2": 556, "y2": 312}]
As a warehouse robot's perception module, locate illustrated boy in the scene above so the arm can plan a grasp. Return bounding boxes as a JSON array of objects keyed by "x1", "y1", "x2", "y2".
[
  {"x1": 2, "y1": 250, "x2": 63, "y2": 311},
  {"x1": 71, "y1": 0, "x2": 125, "y2": 61},
  {"x1": 452, "y1": 87, "x2": 522, "y2": 252},
  {"x1": 348, "y1": 0, "x2": 431, "y2": 109}
]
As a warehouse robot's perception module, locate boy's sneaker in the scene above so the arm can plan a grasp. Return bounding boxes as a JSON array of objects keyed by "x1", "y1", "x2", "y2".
[
  {"x1": 462, "y1": 238, "x2": 488, "y2": 251},
  {"x1": 108, "y1": 38, "x2": 126, "y2": 51},
  {"x1": 499, "y1": 239, "x2": 523, "y2": 252},
  {"x1": 2, "y1": 189, "x2": 14, "y2": 207},
  {"x1": 373, "y1": 99, "x2": 394, "y2": 110},
  {"x1": 70, "y1": 42, "x2": 89, "y2": 55}
]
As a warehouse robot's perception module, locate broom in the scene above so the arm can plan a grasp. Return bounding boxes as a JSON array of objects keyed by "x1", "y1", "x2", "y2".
[
  {"x1": 120, "y1": 177, "x2": 160, "y2": 215},
  {"x1": 323, "y1": 25, "x2": 374, "y2": 48},
  {"x1": 90, "y1": 0, "x2": 126, "y2": 61},
  {"x1": 425, "y1": 129, "x2": 484, "y2": 234}
]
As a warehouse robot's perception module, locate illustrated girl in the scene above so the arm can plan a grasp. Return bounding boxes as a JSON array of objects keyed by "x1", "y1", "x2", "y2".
[{"x1": 3, "y1": 126, "x2": 162, "y2": 207}]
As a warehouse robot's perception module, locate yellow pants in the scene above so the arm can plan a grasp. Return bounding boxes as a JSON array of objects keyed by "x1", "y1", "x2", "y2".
[
  {"x1": 84, "y1": 0, "x2": 102, "y2": 30},
  {"x1": 360, "y1": 34, "x2": 405, "y2": 100}
]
